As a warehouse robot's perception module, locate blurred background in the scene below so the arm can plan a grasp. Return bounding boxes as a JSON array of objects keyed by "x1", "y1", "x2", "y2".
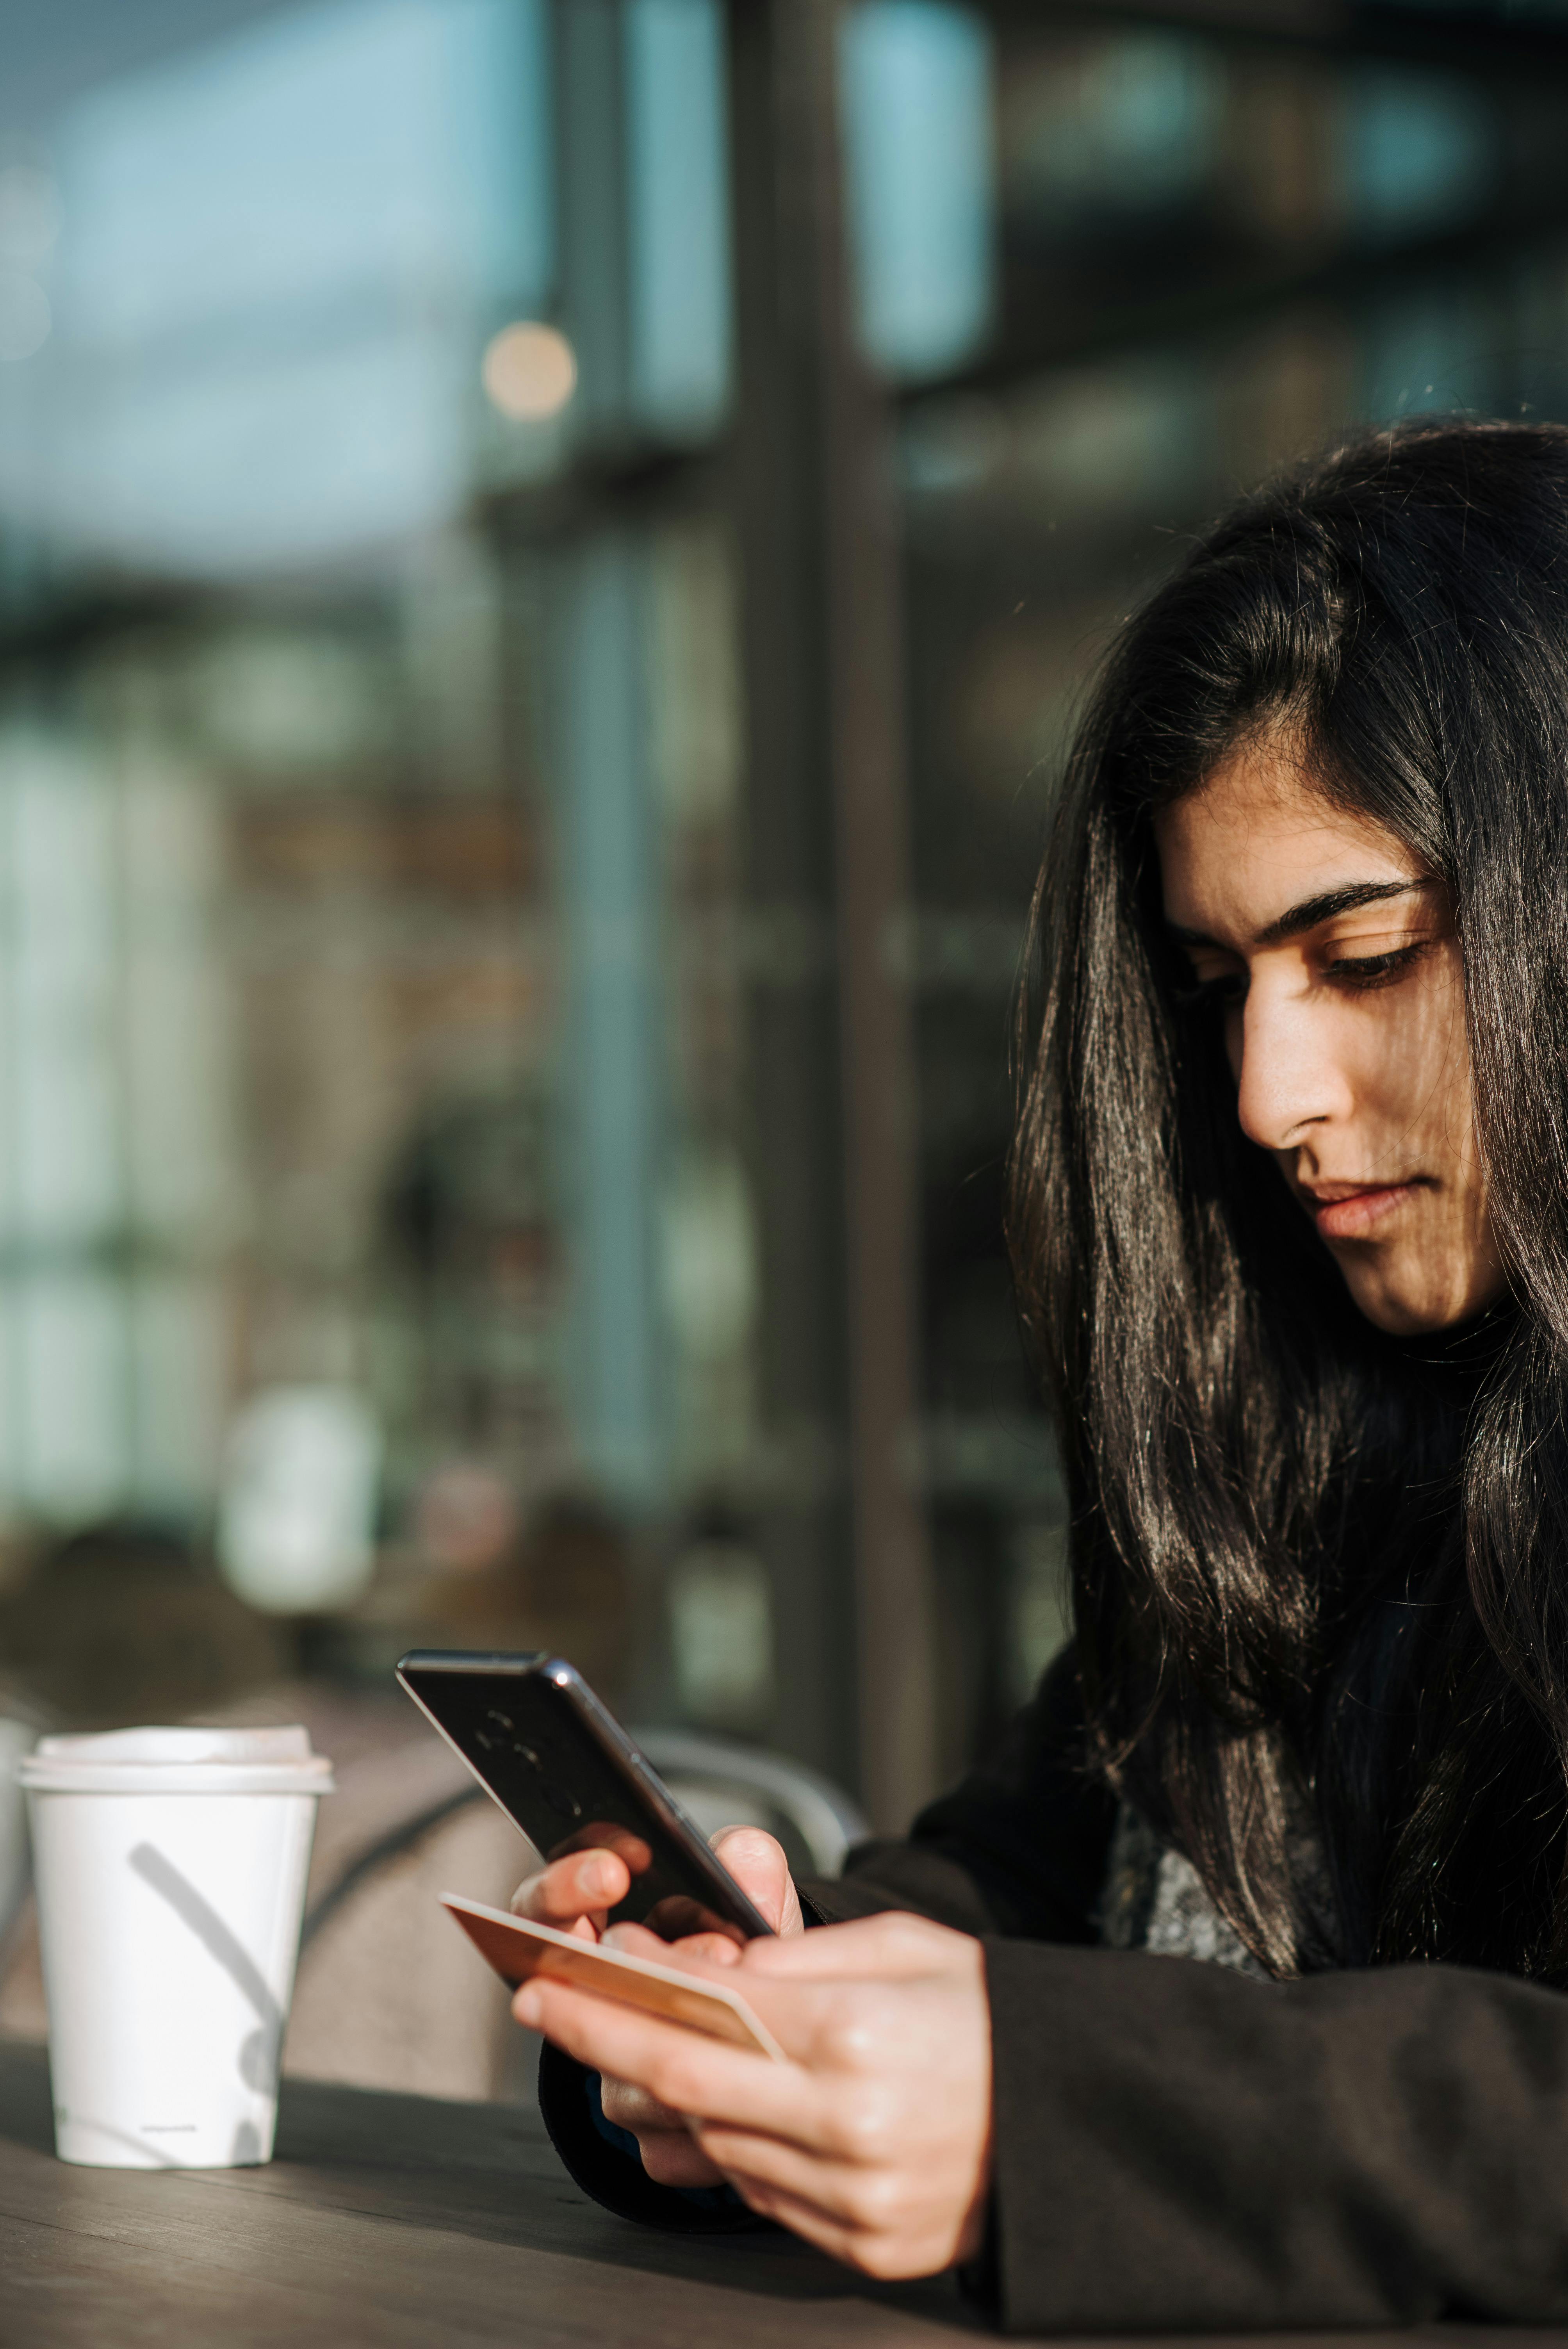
[{"x1": 2, "y1": 0, "x2": 1568, "y2": 2086}]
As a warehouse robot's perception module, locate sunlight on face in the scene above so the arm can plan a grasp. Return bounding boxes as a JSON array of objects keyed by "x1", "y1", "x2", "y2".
[{"x1": 1152, "y1": 734, "x2": 1507, "y2": 1337}]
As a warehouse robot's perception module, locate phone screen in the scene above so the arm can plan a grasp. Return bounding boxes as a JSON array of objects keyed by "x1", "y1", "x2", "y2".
[{"x1": 397, "y1": 1655, "x2": 770, "y2": 1942}]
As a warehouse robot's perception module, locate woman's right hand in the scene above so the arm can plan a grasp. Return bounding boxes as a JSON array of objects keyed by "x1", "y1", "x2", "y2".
[{"x1": 510, "y1": 1825, "x2": 805, "y2": 2188}]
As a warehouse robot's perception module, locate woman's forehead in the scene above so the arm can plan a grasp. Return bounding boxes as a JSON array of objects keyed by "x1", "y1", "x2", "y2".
[{"x1": 1152, "y1": 743, "x2": 1423, "y2": 947}]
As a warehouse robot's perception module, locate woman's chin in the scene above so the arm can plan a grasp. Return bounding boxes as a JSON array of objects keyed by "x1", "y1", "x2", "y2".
[
  {"x1": 1336, "y1": 1255, "x2": 1508, "y2": 1338},
  {"x1": 1345, "y1": 1290, "x2": 1449, "y2": 1338}
]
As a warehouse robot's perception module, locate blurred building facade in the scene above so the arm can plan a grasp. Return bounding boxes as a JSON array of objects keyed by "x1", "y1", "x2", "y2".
[{"x1": 1, "y1": 0, "x2": 1565, "y2": 1826}]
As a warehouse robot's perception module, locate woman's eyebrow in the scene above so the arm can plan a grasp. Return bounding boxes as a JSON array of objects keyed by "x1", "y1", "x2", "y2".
[
  {"x1": 1253, "y1": 878, "x2": 1429, "y2": 948},
  {"x1": 1167, "y1": 879, "x2": 1430, "y2": 953}
]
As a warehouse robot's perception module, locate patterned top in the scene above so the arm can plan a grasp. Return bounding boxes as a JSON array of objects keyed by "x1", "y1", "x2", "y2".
[{"x1": 1096, "y1": 1799, "x2": 1343, "y2": 1978}]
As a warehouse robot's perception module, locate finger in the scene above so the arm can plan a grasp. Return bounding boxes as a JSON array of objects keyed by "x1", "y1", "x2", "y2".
[
  {"x1": 722, "y1": 2173, "x2": 867, "y2": 2269},
  {"x1": 638, "y1": 2132, "x2": 730, "y2": 2189},
  {"x1": 600, "y1": 2084, "x2": 730, "y2": 2189},
  {"x1": 695, "y1": 2124, "x2": 874, "y2": 2220},
  {"x1": 510, "y1": 1849, "x2": 630, "y2": 1927},
  {"x1": 601, "y1": 1921, "x2": 744, "y2": 1969},
  {"x1": 512, "y1": 1977, "x2": 820, "y2": 2135},
  {"x1": 669, "y1": 1930, "x2": 746, "y2": 1966},
  {"x1": 599, "y1": 1921, "x2": 672, "y2": 1960},
  {"x1": 507, "y1": 1895, "x2": 600, "y2": 1944},
  {"x1": 718, "y1": 2171, "x2": 937, "y2": 2281},
  {"x1": 600, "y1": 2076, "x2": 689, "y2": 2133},
  {"x1": 515, "y1": 1848, "x2": 630, "y2": 1918},
  {"x1": 708, "y1": 1827, "x2": 800, "y2": 1934}
]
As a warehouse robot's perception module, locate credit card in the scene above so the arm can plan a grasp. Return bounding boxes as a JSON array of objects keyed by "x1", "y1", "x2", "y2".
[{"x1": 441, "y1": 1893, "x2": 788, "y2": 2063}]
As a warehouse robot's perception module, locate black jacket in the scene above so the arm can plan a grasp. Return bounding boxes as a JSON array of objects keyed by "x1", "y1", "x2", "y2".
[{"x1": 539, "y1": 1650, "x2": 1568, "y2": 2333}]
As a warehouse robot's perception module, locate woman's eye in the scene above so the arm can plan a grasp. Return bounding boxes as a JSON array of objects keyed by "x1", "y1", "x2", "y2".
[{"x1": 1323, "y1": 940, "x2": 1434, "y2": 991}]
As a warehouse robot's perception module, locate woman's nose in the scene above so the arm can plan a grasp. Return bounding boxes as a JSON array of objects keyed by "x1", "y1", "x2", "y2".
[{"x1": 1233, "y1": 983, "x2": 1353, "y2": 1151}]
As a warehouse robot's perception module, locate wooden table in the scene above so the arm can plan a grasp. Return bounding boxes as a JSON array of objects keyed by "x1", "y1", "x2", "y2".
[
  {"x1": 0, "y1": 2037, "x2": 1561, "y2": 2349},
  {"x1": 0, "y1": 2038, "x2": 976, "y2": 2347}
]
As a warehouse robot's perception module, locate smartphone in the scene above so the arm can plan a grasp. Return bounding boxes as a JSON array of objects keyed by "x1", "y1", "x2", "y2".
[{"x1": 395, "y1": 1650, "x2": 773, "y2": 1943}]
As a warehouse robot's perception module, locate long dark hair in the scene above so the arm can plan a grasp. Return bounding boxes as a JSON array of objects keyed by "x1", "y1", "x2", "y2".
[{"x1": 1010, "y1": 419, "x2": 1568, "y2": 1979}]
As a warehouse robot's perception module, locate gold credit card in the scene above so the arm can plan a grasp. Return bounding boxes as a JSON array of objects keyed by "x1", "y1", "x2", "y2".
[{"x1": 441, "y1": 1893, "x2": 788, "y2": 2062}]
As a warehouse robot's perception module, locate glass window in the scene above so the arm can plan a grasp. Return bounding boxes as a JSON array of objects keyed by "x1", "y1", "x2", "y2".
[{"x1": 0, "y1": 0, "x2": 757, "y2": 1757}]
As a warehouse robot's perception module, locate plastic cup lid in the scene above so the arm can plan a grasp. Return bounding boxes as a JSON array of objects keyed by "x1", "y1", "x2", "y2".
[{"x1": 17, "y1": 1723, "x2": 333, "y2": 1795}]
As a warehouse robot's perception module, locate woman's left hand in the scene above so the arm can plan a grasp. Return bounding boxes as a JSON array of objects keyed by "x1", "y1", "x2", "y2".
[{"x1": 514, "y1": 1909, "x2": 993, "y2": 2279}]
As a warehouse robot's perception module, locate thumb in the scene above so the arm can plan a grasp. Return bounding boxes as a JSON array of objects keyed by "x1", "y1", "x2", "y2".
[{"x1": 709, "y1": 1825, "x2": 804, "y2": 1936}]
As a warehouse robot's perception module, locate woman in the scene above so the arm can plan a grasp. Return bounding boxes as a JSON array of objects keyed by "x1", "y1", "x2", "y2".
[{"x1": 511, "y1": 420, "x2": 1568, "y2": 2332}]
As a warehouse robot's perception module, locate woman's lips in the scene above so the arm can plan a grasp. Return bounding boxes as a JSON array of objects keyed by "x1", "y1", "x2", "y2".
[{"x1": 1306, "y1": 1181, "x2": 1427, "y2": 1241}]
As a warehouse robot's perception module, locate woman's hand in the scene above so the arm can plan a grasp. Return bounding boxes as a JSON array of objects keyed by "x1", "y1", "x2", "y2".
[
  {"x1": 512, "y1": 1909, "x2": 994, "y2": 2279},
  {"x1": 510, "y1": 1825, "x2": 805, "y2": 2188},
  {"x1": 509, "y1": 1822, "x2": 804, "y2": 1947}
]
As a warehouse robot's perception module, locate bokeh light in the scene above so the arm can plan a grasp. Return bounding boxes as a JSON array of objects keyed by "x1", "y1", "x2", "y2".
[
  {"x1": 481, "y1": 320, "x2": 577, "y2": 420},
  {"x1": 0, "y1": 271, "x2": 50, "y2": 362}
]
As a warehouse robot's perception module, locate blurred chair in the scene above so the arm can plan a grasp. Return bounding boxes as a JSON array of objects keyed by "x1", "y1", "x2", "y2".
[{"x1": 631, "y1": 1730, "x2": 869, "y2": 1880}]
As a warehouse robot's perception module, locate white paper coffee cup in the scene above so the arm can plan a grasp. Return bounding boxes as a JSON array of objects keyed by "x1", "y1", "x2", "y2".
[{"x1": 18, "y1": 1725, "x2": 333, "y2": 2169}]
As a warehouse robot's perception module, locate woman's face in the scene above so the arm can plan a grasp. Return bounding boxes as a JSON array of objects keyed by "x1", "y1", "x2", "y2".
[{"x1": 1152, "y1": 735, "x2": 1507, "y2": 1336}]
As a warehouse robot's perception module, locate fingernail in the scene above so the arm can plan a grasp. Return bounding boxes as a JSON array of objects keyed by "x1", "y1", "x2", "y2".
[{"x1": 588, "y1": 1860, "x2": 614, "y2": 1897}]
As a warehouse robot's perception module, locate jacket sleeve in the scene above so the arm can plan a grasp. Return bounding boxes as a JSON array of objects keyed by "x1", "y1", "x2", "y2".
[
  {"x1": 538, "y1": 1644, "x2": 1116, "y2": 2233},
  {"x1": 981, "y1": 1938, "x2": 1568, "y2": 2335}
]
